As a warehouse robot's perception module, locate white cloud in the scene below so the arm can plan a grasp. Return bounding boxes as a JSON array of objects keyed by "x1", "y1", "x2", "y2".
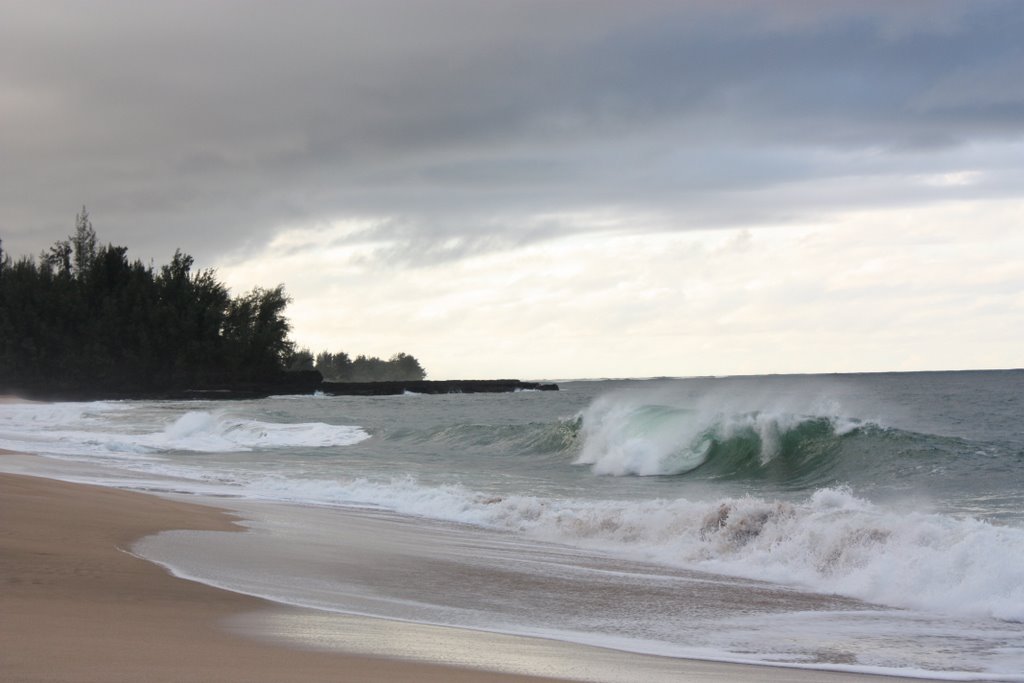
[
  {"x1": 216, "y1": 199, "x2": 1023, "y2": 379},
  {"x1": 914, "y1": 170, "x2": 983, "y2": 187}
]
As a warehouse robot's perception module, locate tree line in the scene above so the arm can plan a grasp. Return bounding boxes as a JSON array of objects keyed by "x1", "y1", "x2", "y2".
[
  {"x1": 290, "y1": 350, "x2": 426, "y2": 382},
  {"x1": 0, "y1": 209, "x2": 425, "y2": 397}
]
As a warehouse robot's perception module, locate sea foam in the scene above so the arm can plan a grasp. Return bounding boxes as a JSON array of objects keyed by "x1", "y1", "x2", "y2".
[
  {"x1": 241, "y1": 474, "x2": 1024, "y2": 622},
  {"x1": 0, "y1": 403, "x2": 369, "y2": 456},
  {"x1": 151, "y1": 411, "x2": 370, "y2": 452}
]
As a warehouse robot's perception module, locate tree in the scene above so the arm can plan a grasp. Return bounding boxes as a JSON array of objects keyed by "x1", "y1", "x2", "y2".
[
  {"x1": 45, "y1": 240, "x2": 72, "y2": 276},
  {"x1": 286, "y1": 348, "x2": 315, "y2": 372},
  {"x1": 42, "y1": 207, "x2": 97, "y2": 279},
  {"x1": 316, "y1": 350, "x2": 425, "y2": 381},
  {"x1": 389, "y1": 352, "x2": 426, "y2": 380},
  {"x1": 222, "y1": 285, "x2": 294, "y2": 381},
  {"x1": 0, "y1": 211, "x2": 305, "y2": 397},
  {"x1": 315, "y1": 351, "x2": 352, "y2": 380},
  {"x1": 72, "y1": 206, "x2": 97, "y2": 277},
  {"x1": 152, "y1": 249, "x2": 232, "y2": 388}
]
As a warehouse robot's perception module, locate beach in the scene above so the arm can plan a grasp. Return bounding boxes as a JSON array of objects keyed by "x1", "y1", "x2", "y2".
[
  {"x1": 0, "y1": 466, "x2": 940, "y2": 683},
  {"x1": 0, "y1": 468, "x2": 570, "y2": 683},
  {"x1": 2, "y1": 374, "x2": 1021, "y2": 681}
]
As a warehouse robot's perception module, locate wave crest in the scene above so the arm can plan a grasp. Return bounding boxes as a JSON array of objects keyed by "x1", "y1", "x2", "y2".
[
  {"x1": 573, "y1": 397, "x2": 863, "y2": 478},
  {"x1": 150, "y1": 411, "x2": 371, "y2": 452}
]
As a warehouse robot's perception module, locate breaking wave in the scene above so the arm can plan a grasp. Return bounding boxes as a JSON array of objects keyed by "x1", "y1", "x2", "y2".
[
  {"x1": 0, "y1": 404, "x2": 369, "y2": 456},
  {"x1": 564, "y1": 386, "x2": 1002, "y2": 499},
  {"x1": 245, "y1": 474, "x2": 1024, "y2": 622},
  {"x1": 572, "y1": 388, "x2": 874, "y2": 478},
  {"x1": 150, "y1": 411, "x2": 370, "y2": 452}
]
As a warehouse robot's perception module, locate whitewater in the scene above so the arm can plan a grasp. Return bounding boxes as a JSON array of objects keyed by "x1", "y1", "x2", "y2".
[{"x1": 1, "y1": 370, "x2": 1022, "y2": 679}]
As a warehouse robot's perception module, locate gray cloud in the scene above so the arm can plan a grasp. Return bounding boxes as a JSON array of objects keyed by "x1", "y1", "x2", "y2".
[{"x1": 1, "y1": 0, "x2": 1021, "y2": 266}]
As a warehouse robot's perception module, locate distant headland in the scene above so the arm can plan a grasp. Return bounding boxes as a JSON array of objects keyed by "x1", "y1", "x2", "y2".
[
  {"x1": 319, "y1": 379, "x2": 558, "y2": 396},
  {"x1": 0, "y1": 209, "x2": 556, "y2": 401}
]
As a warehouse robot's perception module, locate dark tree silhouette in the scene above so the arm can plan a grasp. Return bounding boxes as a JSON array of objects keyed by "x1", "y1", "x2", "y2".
[
  {"x1": 0, "y1": 211, "x2": 301, "y2": 398},
  {"x1": 0, "y1": 210, "x2": 427, "y2": 398},
  {"x1": 315, "y1": 350, "x2": 426, "y2": 381}
]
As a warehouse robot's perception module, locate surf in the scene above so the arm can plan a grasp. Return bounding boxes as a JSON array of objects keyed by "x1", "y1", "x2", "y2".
[
  {"x1": 0, "y1": 402, "x2": 370, "y2": 456},
  {"x1": 274, "y1": 476, "x2": 1024, "y2": 622}
]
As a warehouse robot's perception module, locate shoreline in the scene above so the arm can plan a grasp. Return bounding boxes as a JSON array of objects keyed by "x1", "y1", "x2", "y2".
[
  {"x1": 0, "y1": 470, "x2": 563, "y2": 682},
  {"x1": 0, "y1": 463, "x2": 944, "y2": 682}
]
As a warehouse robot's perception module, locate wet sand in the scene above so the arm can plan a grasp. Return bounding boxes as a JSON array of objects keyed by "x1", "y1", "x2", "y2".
[
  {"x1": 0, "y1": 460, "x2": 939, "y2": 682},
  {"x1": 0, "y1": 471, "x2": 561, "y2": 682}
]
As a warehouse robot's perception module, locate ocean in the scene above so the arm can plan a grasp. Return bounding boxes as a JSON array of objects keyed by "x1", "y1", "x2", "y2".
[{"x1": 2, "y1": 370, "x2": 1022, "y2": 679}]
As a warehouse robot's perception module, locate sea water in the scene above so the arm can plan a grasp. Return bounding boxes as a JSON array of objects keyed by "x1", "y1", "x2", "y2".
[{"x1": 1, "y1": 371, "x2": 1022, "y2": 679}]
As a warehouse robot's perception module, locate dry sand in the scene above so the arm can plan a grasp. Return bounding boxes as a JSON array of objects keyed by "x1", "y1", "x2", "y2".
[{"x1": 0, "y1": 461, "x2": 940, "y2": 682}]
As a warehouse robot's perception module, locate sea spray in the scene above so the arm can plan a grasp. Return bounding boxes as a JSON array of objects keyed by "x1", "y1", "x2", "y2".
[
  {"x1": 572, "y1": 384, "x2": 872, "y2": 477},
  {"x1": 212, "y1": 471, "x2": 1024, "y2": 622},
  {"x1": 515, "y1": 487, "x2": 1024, "y2": 621}
]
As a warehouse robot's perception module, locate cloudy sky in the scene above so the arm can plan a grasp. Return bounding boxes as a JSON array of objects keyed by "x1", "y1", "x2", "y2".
[{"x1": 2, "y1": 1, "x2": 1022, "y2": 379}]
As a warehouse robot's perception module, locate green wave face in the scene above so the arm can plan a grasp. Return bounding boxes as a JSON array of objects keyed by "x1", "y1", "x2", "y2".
[
  {"x1": 571, "y1": 393, "x2": 1008, "y2": 495},
  {"x1": 688, "y1": 415, "x2": 852, "y2": 486}
]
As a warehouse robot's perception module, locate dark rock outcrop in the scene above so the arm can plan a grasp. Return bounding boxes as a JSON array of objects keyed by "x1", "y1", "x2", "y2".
[
  {"x1": 172, "y1": 370, "x2": 325, "y2": 400},
  {"x1": 3, "y1": 373, "x2": 558, "y2": 401},
  {"x1": 4, "y1": 370, "x2": 325, "y2": 402},
  {"x1": 319, "y1": 379, "x2": 559, "y2": 396}
]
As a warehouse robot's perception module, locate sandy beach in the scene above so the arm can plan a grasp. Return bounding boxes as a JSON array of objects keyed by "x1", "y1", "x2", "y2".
[
  {"x1": 0, "y1": 454, "x2": 943, "y2": 682},
  {"x1": 0, "y1": 470, "x2": 564, "y2": 682}
]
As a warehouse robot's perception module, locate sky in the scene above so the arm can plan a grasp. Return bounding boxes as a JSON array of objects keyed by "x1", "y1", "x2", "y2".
[{"x1": 1, "y1": 0, "x2": 1022, "y2": 379}]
